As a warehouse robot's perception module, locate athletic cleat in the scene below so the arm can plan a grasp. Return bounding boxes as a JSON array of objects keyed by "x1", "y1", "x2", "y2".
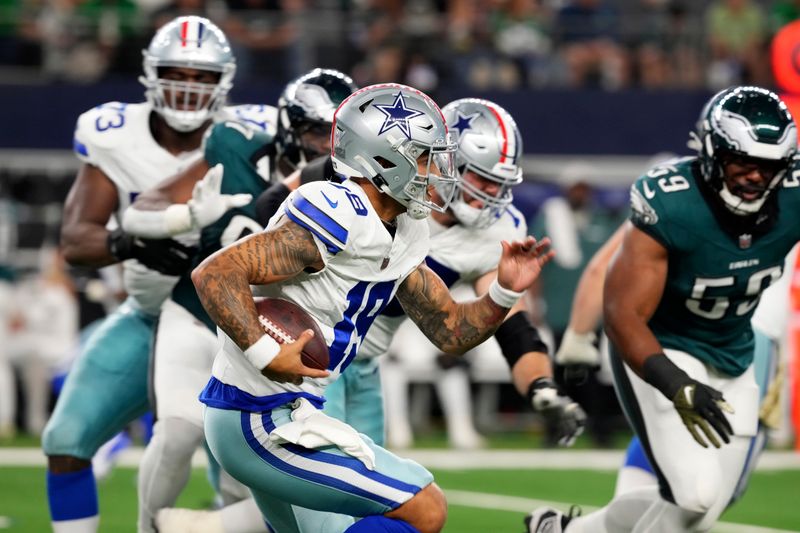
[
  {"x1": 156, "y1": 507, "x2": 224, "y2": 533},
  {"x1": 524, "y1": 505, "x2": 581, "y2": 533}
]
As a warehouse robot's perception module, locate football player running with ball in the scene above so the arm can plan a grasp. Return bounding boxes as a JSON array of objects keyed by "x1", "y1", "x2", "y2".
[
  {"x1": 121, "y1": 69, "x2": 357, "y2": 532},
  {"x1": 528, "y1": 87, "x2": 799, "y2": 533},
  {"x1": 190, "y1": 83, "x2": 553, "y2": 533}
]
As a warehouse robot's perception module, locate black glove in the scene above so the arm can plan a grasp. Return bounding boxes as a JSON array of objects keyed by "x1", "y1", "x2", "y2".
[
  {"x1": 528, "y1": 378, "x2": 587, "y2": 446},
  {"x1": 643, "y1": 354, "x2": 734, "y2": 449},
  {"x1": 107, "y1": 228, "x2": 196, "y2": 276}
]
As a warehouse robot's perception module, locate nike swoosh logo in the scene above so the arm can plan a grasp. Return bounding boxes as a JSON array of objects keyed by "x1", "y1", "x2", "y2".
[
  {"x1": 643, "y1": 181, "x2": 656, "y2": 199},
  {"x1": 320, "y1": 190, "x2": 339, "y2": 208}
]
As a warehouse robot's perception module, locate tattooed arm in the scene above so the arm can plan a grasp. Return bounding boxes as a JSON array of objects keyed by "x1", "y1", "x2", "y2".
[
  {"x1": 397, "y1": 235, "x2": 554, "y2": 354},
  {"x1": 397, "y1": 263, "x2": 508, "y2": 353},
  {"x1": 191, "y1": 218, "x2": 328, "y2": 381}
]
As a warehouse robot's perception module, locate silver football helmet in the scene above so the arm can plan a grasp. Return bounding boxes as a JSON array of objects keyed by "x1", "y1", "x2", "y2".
[
  {"x1": 331, "y1": 84, "x2": 457, "y2": 219},
  {"x1": 140, "y1": 16, "x2": 236, "y2": 132},
  {"x1": 441, "y1": 98, "x2": 523, "y2": 228}
]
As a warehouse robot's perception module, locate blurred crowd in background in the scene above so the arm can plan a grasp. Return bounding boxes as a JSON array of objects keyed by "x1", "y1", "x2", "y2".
[{"x1": 0, "y1": 0, "x2": 798, "y2": 91}]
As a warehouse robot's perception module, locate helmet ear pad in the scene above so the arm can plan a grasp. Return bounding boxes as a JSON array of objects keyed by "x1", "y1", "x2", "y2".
[{"x1": 140, "y1": 16, "x2": 236, "y2": 132}]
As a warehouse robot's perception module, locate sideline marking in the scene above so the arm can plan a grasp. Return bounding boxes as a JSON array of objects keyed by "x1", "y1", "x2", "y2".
[{"x1": 2, "y1": 448, "x2": 799, "y2": 470}]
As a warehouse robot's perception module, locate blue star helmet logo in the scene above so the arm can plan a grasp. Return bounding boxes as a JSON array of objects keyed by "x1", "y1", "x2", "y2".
[
  {"x1": 452, "y1": 111, "x2": 479, "y2": 138},
  {"x1": 373, "y1": 92, "x2": 425, "y2": 139}
]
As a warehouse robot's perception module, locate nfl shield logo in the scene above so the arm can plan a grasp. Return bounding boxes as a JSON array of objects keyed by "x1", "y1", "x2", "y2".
[
  {"x1": 739, "y1": 233, "x2": 752, "y2": 249},
  {"x1": 380, "y1": 257, "x2": 390, "y2": 270}
]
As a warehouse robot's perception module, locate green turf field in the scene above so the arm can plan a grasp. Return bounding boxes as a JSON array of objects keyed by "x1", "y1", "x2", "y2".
[{"x1": 1, "y1": 465, "x2": 798, "y2": 532}]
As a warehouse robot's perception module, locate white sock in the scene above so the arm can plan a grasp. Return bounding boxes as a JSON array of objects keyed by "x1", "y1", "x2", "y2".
[
  {"x1": 137, "y1": 418, "x2": 204, "y2": 532},
  {"x1": 52, "y1": 516, "x2": 100, "y2": 533},
  {"x1": 380, "y1": 358, "x2": 414, "y2": 448},
  {"x1": 220, "y1": 498, "x2": 270, "y2": 533},
  {"x1": 436, "y1": 367, "x2": 483, "y2": 449}
]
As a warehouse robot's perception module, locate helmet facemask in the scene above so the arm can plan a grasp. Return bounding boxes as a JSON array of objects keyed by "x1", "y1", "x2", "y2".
[{"x1": 441, "y1": 162, "x2": 522, "y2": 228}]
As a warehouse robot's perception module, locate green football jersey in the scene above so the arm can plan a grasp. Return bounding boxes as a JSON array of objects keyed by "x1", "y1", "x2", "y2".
[
  {"x1": 172, "y1": 120, "x2": 276, "y2": 330},
  {"x1": 629, "y1": 157, "x2": 800, "y2": 376}
]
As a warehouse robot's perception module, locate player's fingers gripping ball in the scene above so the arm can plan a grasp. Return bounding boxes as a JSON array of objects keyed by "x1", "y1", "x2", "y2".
[{"x1": 254, "y1": 297, "x2": 330, "y2": 371}]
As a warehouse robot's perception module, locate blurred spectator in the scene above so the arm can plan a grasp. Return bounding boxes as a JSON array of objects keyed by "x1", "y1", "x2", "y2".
[
  {"x1": 0, "y1": 264, "x2": 16, "y2": 440},
  {"x1": 627, "y1": 0, "x2": 703, "y2": 89},
  {"x1": 554, "y1": 0, "x2": 630, "y2": 89},
  {"x1": 219, "y1": 0, "x2": 303, "y2": 81},
  {"x1": 489, "y1": 0, "x2": 553, "y2": 87},
  {"x1": 705, "y1": 0, "x2": 769, "y2": 88},
  {"x1": 36, "y1": 0, "x2": 142, "y2": 82},
  {"x1": 771, "y1": 0, "x2": 800, "y2": 34},
  {"x1": 528, "y1": 163, "x2": 626, "y2": 446},
  {"x1": 7, "y1": 248, "x2": 78, "y2": 436}
]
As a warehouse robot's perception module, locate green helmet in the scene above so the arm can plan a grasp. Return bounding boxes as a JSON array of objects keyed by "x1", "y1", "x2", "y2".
[{"x1": 694, "y1": 86, "x2": 797, "y2": 215}]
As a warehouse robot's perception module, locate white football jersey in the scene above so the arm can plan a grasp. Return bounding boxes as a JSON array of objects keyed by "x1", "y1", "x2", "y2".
[
  {"x1": 357, "y1": 206, "x2": 528, "y2": 360},
  {"x1": 72, "y1": 101, "x2": 275, "y2": 315},
  {"x1": 208, "y1": 179, "x2": 430, "y2": 406}
]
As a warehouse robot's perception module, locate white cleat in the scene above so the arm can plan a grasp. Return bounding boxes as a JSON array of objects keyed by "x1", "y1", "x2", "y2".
[
  {"x1": 525, "y1": 505, "x2": 580, "y2": 533},
  {"x1": 156, "y1": 508, "x2": 224, "y2": 533}
]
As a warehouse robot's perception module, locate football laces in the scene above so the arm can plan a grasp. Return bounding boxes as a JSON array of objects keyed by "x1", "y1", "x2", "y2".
[{"x1": 258, "y1": 315, "x2": 296, "y2": 345}]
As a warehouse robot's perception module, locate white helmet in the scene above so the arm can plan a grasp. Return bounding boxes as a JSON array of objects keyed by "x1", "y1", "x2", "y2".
[
  {"x1": 331, "y1": 84, "x2": 458, "y2": 219},
  {"x1": 140, "y1": 16, "x2": 236, "y2": 132},
  {"x1": 441, "y1": 98, "x2": 523, "y2": 228}
]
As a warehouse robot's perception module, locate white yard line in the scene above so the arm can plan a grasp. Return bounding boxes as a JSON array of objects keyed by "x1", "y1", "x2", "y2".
[
  {"x1": 1, "y1": 448, "x2": 800, "y2": 470},
  {"x1": 444, "y1": 490, "x2": 799, "y2": 533}
]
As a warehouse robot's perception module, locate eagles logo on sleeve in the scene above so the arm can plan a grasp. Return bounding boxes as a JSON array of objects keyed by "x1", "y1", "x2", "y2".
[{"x1": 630, "y1": 183, "x2": 659, "y2": 225}]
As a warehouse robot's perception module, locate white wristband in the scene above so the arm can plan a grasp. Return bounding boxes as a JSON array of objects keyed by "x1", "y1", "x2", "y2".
[
  {"x1": 164, "y1": 204, "x2": 195, "y2": 235},
  {"x1": 244, "y1": 334, "x2": 281, "y2": 370},
  {"x1": 488, "y1": 279, "x2": 525, "y2": 308}
]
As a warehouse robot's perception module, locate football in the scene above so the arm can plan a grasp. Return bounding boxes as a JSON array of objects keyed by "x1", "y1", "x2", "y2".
[{"x1": 254, "y1": 297, "x2": 330, "y2": 370}]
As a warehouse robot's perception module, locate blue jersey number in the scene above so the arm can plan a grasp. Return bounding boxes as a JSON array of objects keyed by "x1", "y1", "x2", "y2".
[
  {"x1": 329, "y1": 280, "x2": 396, "y2": 371},
  {"x1": 95, "y1": 103, "x2": 127, "y2": 132}
]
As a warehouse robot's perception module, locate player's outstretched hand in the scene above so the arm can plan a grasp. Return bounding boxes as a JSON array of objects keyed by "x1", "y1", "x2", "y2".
[
  {"x1": 672, "y1": 381, "x2": 734, "y2": 448},
  {"x1": 496, "y1": 236, "x2": 555, "y2": 293},
  {"x1": 188, "y1": 164, "x2": 253, "y2": 229},
  {"x1": 260, "y1": 329, "x2": 330, "y2": 385},
  {"x1": 528, "y1": 378, "x2": 586, "y2": 446}
]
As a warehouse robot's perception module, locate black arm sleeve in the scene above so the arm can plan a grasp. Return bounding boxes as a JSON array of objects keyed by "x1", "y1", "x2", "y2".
[
  {"x1": 494, "y1": 311, "x2": 549, "y2": 368},
  {"x1": 255, "y1": 156, "x2": 336, "y2": 226},
  {"x1": 255, "y1": 182, "x2": 292, "y2": 226},
  {"x1": 299, "y1": 155, "x2": 334, "y2": 185}
]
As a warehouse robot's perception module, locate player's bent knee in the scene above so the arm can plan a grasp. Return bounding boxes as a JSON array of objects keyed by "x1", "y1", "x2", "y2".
[
  {"x1": 386, "y1": 482, "x2": 447, "y2": 533},
  {"x1": 672, "y1": 465, "x2": 721, "y2": 514},
  {"x1": 42, "y1": 418, "x2": 93, "y2": 460}
]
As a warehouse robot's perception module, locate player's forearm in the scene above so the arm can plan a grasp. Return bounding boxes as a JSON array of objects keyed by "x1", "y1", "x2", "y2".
[
  {"x1": 510, "y1": 351, "x2": 552, "y2": 396},
  {"x1": 60, "y1": 223, "x2": 117, "y2": 267},
  {"x1": 192, "y1": 253, "x2": 264, "y2": 351},
  {"x1": 603, "y1": 305, "x2": 663, "y2": 377},
  {"x1": 414, "y1": 294, "x2": 509, "y2": 354}
]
